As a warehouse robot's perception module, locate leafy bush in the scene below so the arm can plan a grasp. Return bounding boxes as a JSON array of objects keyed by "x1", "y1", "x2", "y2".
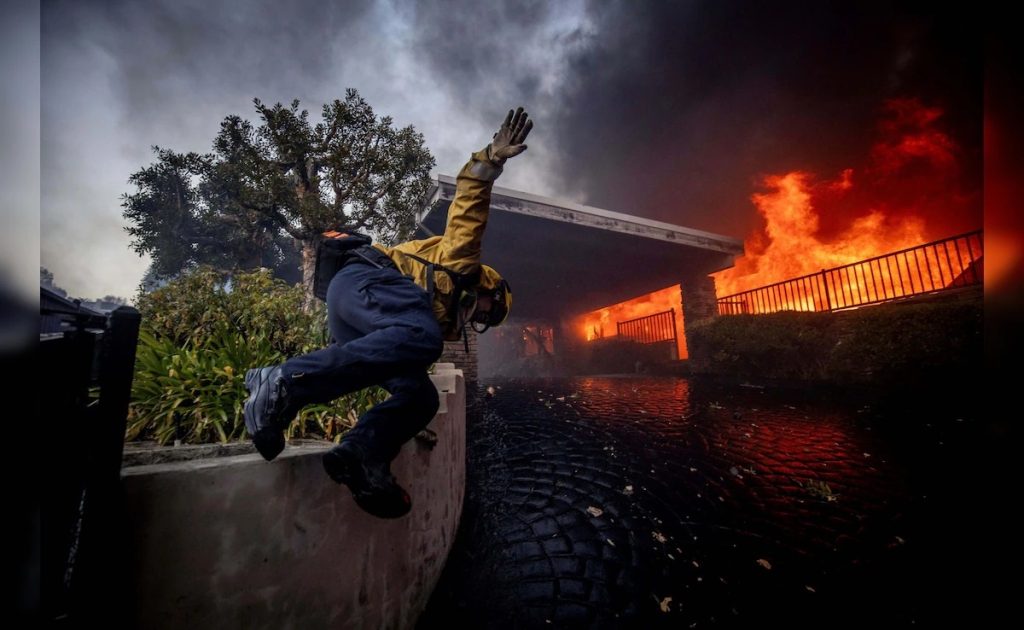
[
  {"x1": 827, "y1": 300, "x2": 982, "y2": 383},
  {"x1": 688, "y1": 298, "x2": 982, "y2": 384},
  {"x1": 128, "y1": 267, "x2": 387, "y2": 445},
  {"x1": 688, "y1": 311, "x2": 836, "y2": 380},
  {"x1": 135, "y1": 267, "x2": 327, "y2": 355}
]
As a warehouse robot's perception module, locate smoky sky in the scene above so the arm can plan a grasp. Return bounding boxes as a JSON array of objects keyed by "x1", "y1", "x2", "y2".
[
  {"x1": 408, "y1": 0, "x2": 981, "y2": 236},
  {"x1": 553, "y1": 1, "x2": 982, "y2": 237},
  {"x1": 41, "y1": 0, "x2": 980, "y2": 299}
]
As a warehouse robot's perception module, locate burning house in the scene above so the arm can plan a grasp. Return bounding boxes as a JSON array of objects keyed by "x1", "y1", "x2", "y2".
[{"x1": 414, "y1": 176, "x2": 744, "y2": 379}]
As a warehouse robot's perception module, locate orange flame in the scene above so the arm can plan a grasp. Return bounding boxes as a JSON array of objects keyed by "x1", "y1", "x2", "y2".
[
  {"x1": 715, "y1": 98, "x2": 980, "y2": 300},
  {"x1": 573, "y1": 285, "x2": 688, "y2": 359},
  {"x1": 713, "y1": 171, "x2": 929, "y2": 297}
]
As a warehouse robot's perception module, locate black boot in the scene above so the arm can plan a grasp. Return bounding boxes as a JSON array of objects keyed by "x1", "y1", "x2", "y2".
[
  {"x1": 243, "y1": 366, "x2": 296, "y2": 461},
  {"x1": 322, "y1": 441, "x2": 412, "y2": 519}
]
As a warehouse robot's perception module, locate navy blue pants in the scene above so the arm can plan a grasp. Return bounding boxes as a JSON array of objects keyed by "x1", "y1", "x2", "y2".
[{"x1": 280, "y1": 251, "x2": 444, "y2": 462}]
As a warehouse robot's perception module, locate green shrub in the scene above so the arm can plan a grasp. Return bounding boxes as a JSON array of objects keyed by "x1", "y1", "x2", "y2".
[
  {"x1": 688, "y1": 299, "x2": 982, "y2": 384},
  {"x1": 828, "y1": 301, "x2": 982, "y2": 383},
  {"x1": 688, "y1": 312, "x2": 835, "y2": 380},
  {"x1": 135, "y1": 267, "x2": 328, "y2": 355},
  {"x1": 128, "y1": 267, "x2": 387, "y2": 445}
]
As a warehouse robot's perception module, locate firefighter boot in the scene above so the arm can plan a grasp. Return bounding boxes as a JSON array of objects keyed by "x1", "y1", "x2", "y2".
[
  {"x1": 243, "y1": 366, "x2": 296, "y2": 461},
  {"x1": 322, "y1": 440, "x2": 412, "y2": 519}
]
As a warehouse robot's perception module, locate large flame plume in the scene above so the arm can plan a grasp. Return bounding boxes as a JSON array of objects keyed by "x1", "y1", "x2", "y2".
[{"x1": 715, "y1": 98, "x2": 979, "y2": 297}]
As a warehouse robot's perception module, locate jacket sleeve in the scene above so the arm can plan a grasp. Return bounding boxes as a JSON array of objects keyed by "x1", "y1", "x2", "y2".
[{"x1": 436, "y1": 147, "x2": 502, "y2": 276}]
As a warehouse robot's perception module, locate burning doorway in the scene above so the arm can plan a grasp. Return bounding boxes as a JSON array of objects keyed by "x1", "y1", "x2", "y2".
[{"x1": 573, "y1": 285, "x2": 688, "y2": 361}]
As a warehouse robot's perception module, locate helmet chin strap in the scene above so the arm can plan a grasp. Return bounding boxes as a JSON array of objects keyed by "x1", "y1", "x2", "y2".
[{"x1": 471, "y1": 320, "x2": 491, "y2": 334}]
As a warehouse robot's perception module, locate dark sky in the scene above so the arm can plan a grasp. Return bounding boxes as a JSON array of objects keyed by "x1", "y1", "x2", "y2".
[
  {"x1": 40, "y1": 0, "x2": 981, "y2": 298},
  {"x1": 406, "y1": 1, "x2": 980, "y2": 233}
]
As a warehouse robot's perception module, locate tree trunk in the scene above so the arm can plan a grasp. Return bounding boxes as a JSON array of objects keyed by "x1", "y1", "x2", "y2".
[
  {"x1": 294, "y1": 171, "x2": 320, "y2": 312},
  {"x1": 301, "y1": 239, "x2": 318, "y2": 313}
]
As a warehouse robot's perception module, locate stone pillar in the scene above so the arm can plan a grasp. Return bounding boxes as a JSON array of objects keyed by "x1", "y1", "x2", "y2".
[
  {"x1": 439, "y1": 330, "x2": 478, "y2": 385},
  {"x1": 680, "y1": 272, "x2": 719, "y2": 356},
  {"x1": 555, "y1": 316, "x2": 583, "y2": 354}
]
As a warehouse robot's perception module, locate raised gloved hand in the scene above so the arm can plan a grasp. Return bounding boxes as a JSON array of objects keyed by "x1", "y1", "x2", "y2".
[{"x1": 487, "y1": 107, "x2": 533, "y2": 165}]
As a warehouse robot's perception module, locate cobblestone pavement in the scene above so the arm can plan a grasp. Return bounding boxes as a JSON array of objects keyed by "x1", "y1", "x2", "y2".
[{"x1": 419, "y1": 376, "x2": 983, "y2": 629}]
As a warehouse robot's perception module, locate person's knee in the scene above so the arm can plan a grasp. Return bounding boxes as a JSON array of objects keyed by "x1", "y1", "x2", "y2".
[{"x1": 411, "y1": 377, "x2": 440, "y2": 418}]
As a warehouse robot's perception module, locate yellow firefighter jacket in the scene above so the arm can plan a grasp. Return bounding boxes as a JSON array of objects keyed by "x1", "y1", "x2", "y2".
[{"x1": 371, "y1": 148, "x2": 503, "y2": 341}]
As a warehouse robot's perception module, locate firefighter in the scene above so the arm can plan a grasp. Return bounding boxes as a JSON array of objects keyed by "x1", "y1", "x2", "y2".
[{"x1": 243, "y1": 107, "x2": 532, "y2": 518}]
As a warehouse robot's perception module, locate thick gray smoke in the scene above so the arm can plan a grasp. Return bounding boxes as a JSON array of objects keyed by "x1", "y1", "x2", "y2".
[{"x1": 410, "y1": 1, "x2": 979, "y2": 236}]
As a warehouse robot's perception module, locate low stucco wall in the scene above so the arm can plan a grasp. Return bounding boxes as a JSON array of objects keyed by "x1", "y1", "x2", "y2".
[{"x1": 121, "y1": 364, "x2": 465, "y2": 629}]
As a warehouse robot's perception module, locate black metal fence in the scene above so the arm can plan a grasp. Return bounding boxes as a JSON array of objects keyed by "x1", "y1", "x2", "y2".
[
  {"x1": 40, "y1": 287, "x2": 141, "y2": 625},
  {"x1": 717, "y1": 230, "x2": 983, "y2": 315},
  {"x1": 617, "y1": 309, "x2": 679, "y2": 359}
]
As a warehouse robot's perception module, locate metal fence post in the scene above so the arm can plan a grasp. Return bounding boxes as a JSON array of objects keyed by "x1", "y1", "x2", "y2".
[
  {"x1": 97, "y1": 306, "x2": 141, "y2": 480},
  {"x1": 821, "y1": 269, "x2": 831, "y2": 312}
]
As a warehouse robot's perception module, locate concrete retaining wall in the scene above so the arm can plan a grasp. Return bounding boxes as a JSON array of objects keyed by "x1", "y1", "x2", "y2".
[{"x1": 121, "y1": 365, "x2": 465, "y2": 629}]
